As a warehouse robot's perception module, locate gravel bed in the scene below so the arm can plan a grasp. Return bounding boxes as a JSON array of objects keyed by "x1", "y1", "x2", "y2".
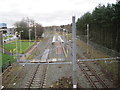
[
  {"x1": 15, "y1": 64, "x2": 38, "y2": 88},
  {"x1": 76, "y1": 64, "x2": 92, "y2": 88},
  {"x1": 45, "y1": 64, "x2": 72, "y2": 88},
  {"x1": 76, "y1": 39, "x2": 117, "y2": 88}
]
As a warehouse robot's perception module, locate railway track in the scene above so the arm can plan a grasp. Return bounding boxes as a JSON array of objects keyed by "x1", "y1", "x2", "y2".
[
  {"x1": 76, "y1": 51, "x2": 109, "y2": 88},
  {"x1": 25, "y1": 37, "x2": 52, "y2": 88},
  {"x1": 25, "y1": 36, "x2": 66, "y2": 88},
  {"x1": 77, "y1": 61, "x2": 109, "y2": 88},
  {"x1": 25, "y1": 64, "x2": 47, "y2": 88},
  {"x1": 68, "y1": 44, "x2": 109, "y2": 88}
]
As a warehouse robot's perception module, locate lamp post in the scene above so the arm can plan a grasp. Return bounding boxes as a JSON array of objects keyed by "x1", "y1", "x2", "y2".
[
  {"x1": 20, "y1": 31, "x2": 23, "y2": 53},
  {"x1": 66, "y1": 29, "x2": 68, "y2": 54},
  {"x1": 87, "y1": 24, "x2": 89, "y2": 54},
  {"x1": 15, "y1": 32, "x2": 18, "y2": 61},
  {"x1": 35, "y1": 25, "x2": 37, "y2": 42},
  {"x1": 29, "y1": 29, "x2": 32, "y2": 46},
  {"x1": 2, "y1": 32, "x2": 4, "y2": 54}
]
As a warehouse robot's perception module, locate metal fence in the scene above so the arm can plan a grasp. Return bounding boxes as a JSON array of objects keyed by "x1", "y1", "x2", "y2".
[{"x1": 78, "y1": 35, "x2": 120, "y2": 57}]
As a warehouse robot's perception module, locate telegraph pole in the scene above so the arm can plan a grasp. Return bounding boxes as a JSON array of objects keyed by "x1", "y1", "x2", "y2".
[
  {"x1": 15, "y1": 32, "x2": 18, "y2": 61},
  {"x1": 20, "y1": 31, "x2": 23, "y2": 53},
  {"x1": 3, "y1": 32, "x2": 4, "y2": 54},
  {"x1": 87, "y1": 24, "x2": 89, "y2": 54},
  {"x1": 72, "y1": 16, "x2": 77, "y2": 89},
  {"x1": 29, "y1": 29, "x2": 31, "y2": 46},
  {"x1": 35, "y1": 24, "x2": 37, "y2": 42}
]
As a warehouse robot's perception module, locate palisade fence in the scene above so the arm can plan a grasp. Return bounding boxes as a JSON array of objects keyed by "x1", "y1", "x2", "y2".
[
  {"x1": 77, "y1": 35, "x2": 120, "y2": 85},
  {"x1": 1, "y1": 53, "x2": 15, "y2": 72},
  {"x1": 2, "y1": 60, "x2": 11, "y2": 72},
  {"x1": 0, "y1": 47, "x2": 15, "y2": 72},
  {"x1": 1, "y1": 40, "x2": 37, "y2": 72},
  {"x1": 78, "y1": 35, "x2": 120, "y2": 57}
]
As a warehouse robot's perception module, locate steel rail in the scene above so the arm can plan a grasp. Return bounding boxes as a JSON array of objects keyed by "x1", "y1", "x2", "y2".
[{"x1": 27, "y1": 64, "x2": 40, "y2": 88}]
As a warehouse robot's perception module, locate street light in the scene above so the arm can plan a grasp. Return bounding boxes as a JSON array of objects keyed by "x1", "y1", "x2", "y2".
[
  {"x1": 15, "y1": 32, "x2": 18, "y2": 61},
  {"x1": 2, "y1": 32, "x2": 4, "y2": 54},
  {"x1": 29, "y1": 29, "x2": 32, "y2": 46},
  {"x1": 87, "y1": 24, "x2": 89, "y2": 54},
  {"x1": 66, "y1": 29, "x2": 69, "y2": 55},
  {"x1": 20, "y1": 31, "x2": 23, "y2": 53},
  {"x1": 35, "y1": 25, "x2": 37, "y2": 42}
]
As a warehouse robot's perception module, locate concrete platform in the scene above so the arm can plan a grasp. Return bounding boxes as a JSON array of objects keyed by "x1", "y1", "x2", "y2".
[{"x1": 40, "y1": 49, "x2": 49, "y2": 62}]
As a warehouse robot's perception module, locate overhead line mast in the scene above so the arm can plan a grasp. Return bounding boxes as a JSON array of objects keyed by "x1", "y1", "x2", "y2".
[{"x1": 72, "y1": 16, "x2": 77, "y2": 89}]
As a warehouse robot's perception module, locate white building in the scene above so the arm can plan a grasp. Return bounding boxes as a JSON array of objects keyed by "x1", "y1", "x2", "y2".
[{"x1": 7, "y1": 28, "x2": 15, "y2": 36}]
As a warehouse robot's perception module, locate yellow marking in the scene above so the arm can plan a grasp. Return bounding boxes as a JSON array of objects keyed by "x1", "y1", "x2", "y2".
[{"x1": 13, "y1": 49, "x2": 16, "y2": 52}]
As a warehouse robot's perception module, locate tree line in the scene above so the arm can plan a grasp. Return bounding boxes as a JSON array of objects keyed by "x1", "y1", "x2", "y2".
[
  {"x1": 76, "y1": 2, "x2": 120, "y2": 53},
  {"x1": 14, "y1": 17, "x2": 44, "y2": 40}
]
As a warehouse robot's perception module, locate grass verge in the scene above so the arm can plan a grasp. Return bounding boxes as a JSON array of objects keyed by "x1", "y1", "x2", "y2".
[{"x1": 4, "y1": 40, "x2": 34, "y2": 54}]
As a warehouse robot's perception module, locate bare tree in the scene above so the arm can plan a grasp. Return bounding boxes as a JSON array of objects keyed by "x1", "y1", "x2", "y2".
[{"x1": 14, "y1": 17, "x2": 44, "y2": 40}]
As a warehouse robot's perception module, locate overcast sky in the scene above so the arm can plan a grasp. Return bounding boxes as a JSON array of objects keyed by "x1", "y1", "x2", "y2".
[{"x1": 0, "y1": 0, "x2": 116, "y2": 27}]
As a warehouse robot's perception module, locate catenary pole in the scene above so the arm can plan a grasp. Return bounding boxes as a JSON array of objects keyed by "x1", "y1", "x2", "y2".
[
  {"x1": 87, "y1": 24, "x2": 89, "y2": 54},
  {"x1": 15, "y1": 32, "x2": 18, "y2": 61},
  {"x1": 72, "y1": 16, "x2": 77, "y2": 89},
  {"x1": 20, "y1": 31, "x2": 23, "y2": 53},
  {"x1": 29, "y1": 29, "x2": 31, "y2": 46},
  {"x1": 35, "y1": 24, "x2": 37, "y2": 42}
]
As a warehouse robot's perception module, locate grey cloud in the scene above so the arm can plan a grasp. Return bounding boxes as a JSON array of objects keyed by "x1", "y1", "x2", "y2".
[{"x1": 0, "y1": 0, "x2": 116, "y2": 27}]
